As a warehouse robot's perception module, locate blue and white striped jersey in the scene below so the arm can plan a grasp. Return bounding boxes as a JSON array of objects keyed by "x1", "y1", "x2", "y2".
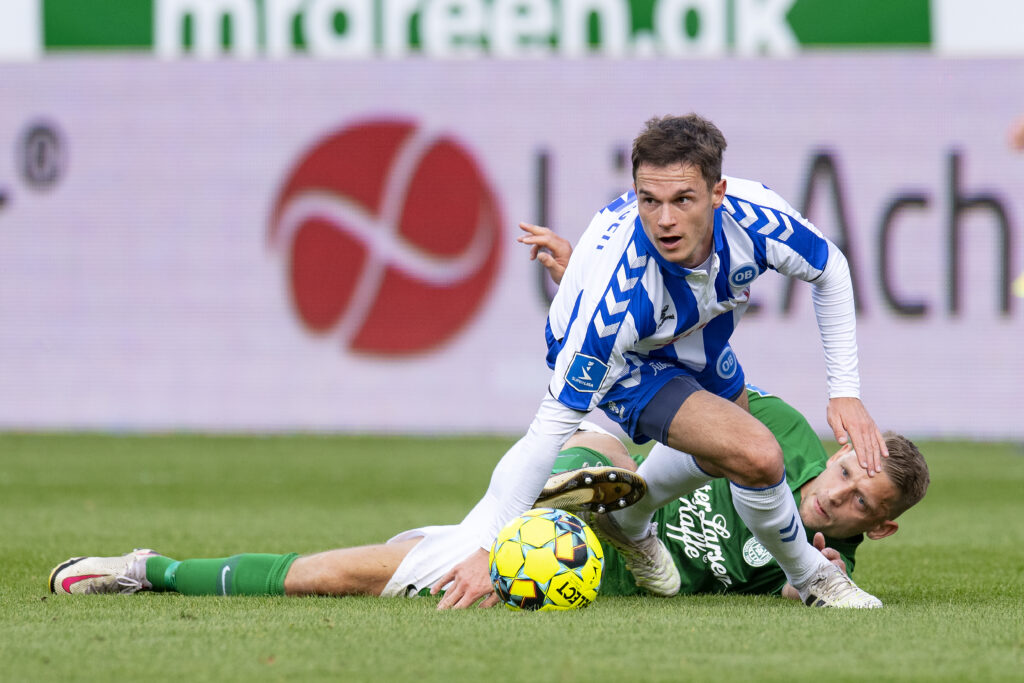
[
  {"x1": 545, "y1": 175, "x2": 860, "y2": 414},
  {"x1": 459, "y1": 175, "x2": 863, "y2": 551}
]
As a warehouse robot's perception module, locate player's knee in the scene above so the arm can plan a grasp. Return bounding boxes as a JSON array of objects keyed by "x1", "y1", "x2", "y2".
[{"x1": 733, "y1": 436, "x2": 784, "y2": 488}]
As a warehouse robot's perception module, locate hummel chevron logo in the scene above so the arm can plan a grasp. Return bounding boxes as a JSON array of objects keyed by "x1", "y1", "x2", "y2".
[
  {"x1": 779, "y1": 515, "x2": 800, "y2": 543},
  {"x1": 757, "y1": 210, "x2": 794, "y2": 241},
  {"x1": 757, "y1": 211, "x2": 780, "y2": 236},
  {"x1": 777, "y1": 213, "x2": 794, "y2": 241},
  {"x1": 604, "y1": 289, "x2": 628, "y2": 316},
  {"x1": 616, "y1": 265, "x2": 638, "y2": 291},
  {"x1": 614, "y1": 242, "x2": 647, "y2": 290},
  {"x1": 737, "y1": 201, "x2": 759, "y2": 229},
  {"x1": 625, "y1": 242, "x2": 647, "y2": 269},
  {"x1": 593, "y1": 241, "x2": 647, "y2": 340},
  {"x1": 593, "y1": 310, "x2": 620, "y2": 338},
  {"x1": 727, "y1": 198, "x2": 795, "y2": 243}
]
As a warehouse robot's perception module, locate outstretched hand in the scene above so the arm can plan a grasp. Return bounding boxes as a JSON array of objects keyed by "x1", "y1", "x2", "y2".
[
  {"x1": 517, "y1": 222, "x2": 572, "y2": 285},
  {"x1": 827, "y1": 397, "x2": 888, "y2": 476},
  {"x1": 432, "y1": 547, "x2": 500, "y2": 610},
  {"x1": 811, "y1": 532, "x2": 846, "y2": 574}
]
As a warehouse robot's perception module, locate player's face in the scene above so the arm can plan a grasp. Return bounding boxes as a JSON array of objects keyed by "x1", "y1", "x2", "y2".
[
  {"x1": 798, "y1": 446, "x2": 899, "y2": 540},
  {"x1": 634, "y1": 162, "x2": 726, "y2": 269}
]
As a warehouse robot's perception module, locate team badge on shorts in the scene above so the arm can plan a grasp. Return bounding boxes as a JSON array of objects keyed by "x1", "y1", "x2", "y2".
[
  {"x1": 565, "y1": 353, "x2": 609, "y2": 393},
  {"x1": 742, "y1": 537, "x2": 773, "y2": 567},
  {"x1": 716, "y1": 347, "x2": 738, "y2": 380}
]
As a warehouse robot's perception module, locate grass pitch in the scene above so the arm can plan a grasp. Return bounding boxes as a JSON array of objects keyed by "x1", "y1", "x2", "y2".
[{"x1": 1, "y1": 434, "x2": 1022, "y2": 682}]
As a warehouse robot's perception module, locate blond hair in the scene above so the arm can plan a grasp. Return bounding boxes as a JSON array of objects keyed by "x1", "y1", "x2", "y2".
[{"x1": 881, "y1": 433, "x2": 930, "y2": 518}]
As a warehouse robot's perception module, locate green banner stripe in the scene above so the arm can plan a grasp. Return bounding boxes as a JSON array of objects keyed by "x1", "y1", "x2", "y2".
[
  {"x1": 39, "y1": 0, "x2": 933, "y2": 52},
  {"x1": 43, "y1": 0, "x2": 152, "y2": 49},
  {"x1": 788, "y1": 0, "x2": 931, "y2": 46}
]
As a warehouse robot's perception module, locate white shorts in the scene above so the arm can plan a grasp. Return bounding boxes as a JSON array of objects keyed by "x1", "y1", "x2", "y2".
[
  {"x1": 380, "y1": 419, "x2": 615, "y2": 598},
  {"x1": 575, "y1": 419, "x2": 616, "y2": 437},
  {"x1": 380, "y1": 524, "x2": 480, "y2": 598}
]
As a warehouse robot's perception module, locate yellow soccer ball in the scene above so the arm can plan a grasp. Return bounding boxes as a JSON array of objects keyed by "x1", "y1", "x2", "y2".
[{"x1": 489, "y1": 508, "x2": 603, "y2": 611}]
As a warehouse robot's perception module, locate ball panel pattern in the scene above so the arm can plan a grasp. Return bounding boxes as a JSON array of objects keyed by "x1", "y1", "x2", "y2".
[{"x1": 488, "y1": 508, "x2": 603, "y2": 612}]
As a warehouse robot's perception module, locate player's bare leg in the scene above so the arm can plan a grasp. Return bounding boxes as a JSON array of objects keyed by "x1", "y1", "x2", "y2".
[
  {"x1": 661, "y1": 390, "x2": 782, "y2": 486},
  {"x1": 284, "y1": 539, "x2": 421, "y2": 597}
]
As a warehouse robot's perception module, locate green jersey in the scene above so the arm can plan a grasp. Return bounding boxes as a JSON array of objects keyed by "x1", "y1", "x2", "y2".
[{"x1": 598, "y1": 386, "x2": 863, "y2": 597}]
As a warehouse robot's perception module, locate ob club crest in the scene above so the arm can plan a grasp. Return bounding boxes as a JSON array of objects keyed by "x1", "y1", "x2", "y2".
[{"x1": 729, "y1": 263, "x2": 757, "y2": 291}]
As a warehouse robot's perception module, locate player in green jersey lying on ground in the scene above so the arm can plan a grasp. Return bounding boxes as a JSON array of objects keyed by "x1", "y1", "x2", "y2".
[{"x1": 49, "y1": 386, "x2": 928, "y2": 605}]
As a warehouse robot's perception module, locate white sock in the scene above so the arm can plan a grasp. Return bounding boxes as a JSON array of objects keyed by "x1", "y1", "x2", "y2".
[
  {"x1": 612, "y1": 443, "x2": 714, "y2": 540},
  {"x1": 729, "y1": 475, "x2": 828, "y2": 587}
]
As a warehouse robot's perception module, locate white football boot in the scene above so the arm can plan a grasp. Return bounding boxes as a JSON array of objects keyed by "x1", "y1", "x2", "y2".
[
  {"x1": 797, "y1": 562, "x2": 883, "y2": 608},
  {"x1": 49, "y1": 549, "x2": 160, "y2": 595},
  {"x1": 583, "y1": 511, "x2": 680, "y2": 597}
]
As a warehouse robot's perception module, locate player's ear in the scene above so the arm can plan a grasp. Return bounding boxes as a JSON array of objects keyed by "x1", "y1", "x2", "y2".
[
  {"x1": 866, "y1": 520, "x2": 898, "y2": 541},
  {"x1": 712, "y1": 178, "x2": 727, "y2": 207}
]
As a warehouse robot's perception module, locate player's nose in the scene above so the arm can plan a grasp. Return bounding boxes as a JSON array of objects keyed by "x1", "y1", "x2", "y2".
[
  {"x1": 828, "y1": 482, "x2": 853, "y2": 504},
  {"x1": 657, "y1": 204, "x2": 675, "y2": 227}
]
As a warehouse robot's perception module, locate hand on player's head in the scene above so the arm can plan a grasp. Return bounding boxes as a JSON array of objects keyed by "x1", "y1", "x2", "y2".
[
  {"x1": 826, "y1": 397, "x2": 888, "y2": 476},
  {"x1": 798, "y1": 445, "x2": 899, "y2": 540}
]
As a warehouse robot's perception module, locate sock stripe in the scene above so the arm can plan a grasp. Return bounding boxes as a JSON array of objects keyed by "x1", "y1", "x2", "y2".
[
  {"x1": 730, "y1": 469, "x2": 787, "y2": 492},
  {"x1": 689, "y1": 455, "x2": 715, "y2": 478},
  {"x1": 779, "y1": 515, "x2": 800, "y2": 542}
]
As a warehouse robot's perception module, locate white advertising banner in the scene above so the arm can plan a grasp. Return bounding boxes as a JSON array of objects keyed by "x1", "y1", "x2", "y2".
[{"x1": 1, "y1": 57, "x2": 1022, "y2": 438}]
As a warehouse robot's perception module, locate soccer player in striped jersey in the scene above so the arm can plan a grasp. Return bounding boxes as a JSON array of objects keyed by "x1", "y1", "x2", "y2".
[{"x1": 436, "y1": 114, "x2": 890, "y2": 609}]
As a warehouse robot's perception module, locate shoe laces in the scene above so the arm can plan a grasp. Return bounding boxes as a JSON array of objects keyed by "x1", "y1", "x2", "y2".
[
  {"x1": 115, "y1": 573, "x2": 145, "y2": 594},
  {"x1": 812, "y1": 570, "x2": 859, "y2": 601},
  {"x1": 81, "y1": 554, "x2": 148, "y2": 594},
  {"x1": 805, "y1": 564, "x2": 876, "y2": 606}
]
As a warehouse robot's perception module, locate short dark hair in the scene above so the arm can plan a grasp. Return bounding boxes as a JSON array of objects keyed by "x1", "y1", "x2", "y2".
[
  {"x1": 631, "y1": 114, "x2": 727, "y2": 190},
  {"x1": 881, "y1": 433, "x2": 930, "y2": 519}
]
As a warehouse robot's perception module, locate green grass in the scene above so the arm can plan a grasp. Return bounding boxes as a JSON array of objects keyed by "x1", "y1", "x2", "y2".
[{"x1": 1, "y1": 434, "x2": 1022, "y2": 681}]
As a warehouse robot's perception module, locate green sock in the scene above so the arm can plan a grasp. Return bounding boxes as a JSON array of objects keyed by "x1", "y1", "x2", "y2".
[
  {"x1": 145, "y1": 553, "x2": 299, "y2": 596},
  {"x1": 551, "y1": 447, "x2": 614, "y2": 474}
]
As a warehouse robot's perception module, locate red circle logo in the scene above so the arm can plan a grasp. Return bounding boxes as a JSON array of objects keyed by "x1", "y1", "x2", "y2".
[{"x1": 269, "y1": 120, "x2": 503, "y2": 355}]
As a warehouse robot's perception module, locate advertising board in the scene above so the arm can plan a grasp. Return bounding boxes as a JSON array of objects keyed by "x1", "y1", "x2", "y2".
[{"x1": 1, "y1": 58, "x2": 1021, "y2": 437}]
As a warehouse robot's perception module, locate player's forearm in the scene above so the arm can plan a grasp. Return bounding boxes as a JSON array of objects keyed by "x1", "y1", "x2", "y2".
[
  {"x1": 810, "y1": 248, "x2": 861, "y2": 398},
  {"x1": 460, "y1": 395, "x2": 586, "y2": 548}
]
